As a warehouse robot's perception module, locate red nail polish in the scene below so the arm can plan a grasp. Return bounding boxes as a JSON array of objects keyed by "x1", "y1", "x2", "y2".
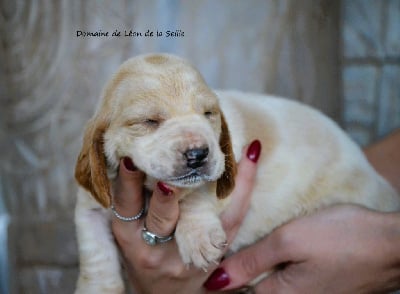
[
  {"x1": 123, "y1": 157, "x2": 137, "y2": 171},
  {"x1": 204, "y1": 267, "x2": 230, "y2": 291},
  {"x1": 247, "y1": 140, "x2": 261, "y2": 163},
  {"x1": 157, "y1": 182, "x2": 172, "y2": 196}
]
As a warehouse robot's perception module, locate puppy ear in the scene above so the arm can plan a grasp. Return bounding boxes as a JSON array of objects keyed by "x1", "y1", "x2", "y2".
[
  {"x1": 75, "y1": 119, "x2": 112, "y2": 208},
  {"x1": 216, "y1": 113, "x2": 237, "y2": 198}
]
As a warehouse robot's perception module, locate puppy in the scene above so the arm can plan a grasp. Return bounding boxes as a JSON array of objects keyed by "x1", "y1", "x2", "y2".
[{"x1": 74, "y1": 53, "x2": 400, "y2": 293}]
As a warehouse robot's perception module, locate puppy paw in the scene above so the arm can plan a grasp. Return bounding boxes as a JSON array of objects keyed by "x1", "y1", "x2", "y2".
[{"x1": 175, "y1": 221, "x2": 227, "y2": 269}]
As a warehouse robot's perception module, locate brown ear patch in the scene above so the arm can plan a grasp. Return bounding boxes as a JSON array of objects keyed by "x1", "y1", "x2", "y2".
[
  {"x1": 75, "y1": 120, "x2": 112, "y2": 208},
  {"x1": 145, "y1": 54, "x2": 168, "y2": 65},
  {"x1": 216, "y1": 113, "x2": 237, "y2": 198}
]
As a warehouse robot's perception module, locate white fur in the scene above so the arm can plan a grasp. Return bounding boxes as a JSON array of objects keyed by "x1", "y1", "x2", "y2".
[
  {"x1": 75, "y1": 189, "x2": 124, "y2": 293},
  {"x1": 74, "y1": 54, "x2": 400, "y2": 293}
]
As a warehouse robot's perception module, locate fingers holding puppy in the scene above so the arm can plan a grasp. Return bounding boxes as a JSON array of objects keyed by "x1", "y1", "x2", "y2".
[
  {"x1": 112, "y1": 157, "x2": 180, "y2": 238},
  {"x1": 111, "y1": 158, "x2": 195, "y2": 289},
  {"x1": 112, "y1": 140, "x2": 261, "y2": 254},
  {"x1": 110, "y1": 142, "x2": 261, "y2": 292}
]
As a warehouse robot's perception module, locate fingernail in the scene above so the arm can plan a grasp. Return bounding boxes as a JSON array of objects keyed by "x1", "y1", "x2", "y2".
[
  {"x1": 203, "y1": 267, "x2": 230, "y2": 291},
  {"x1": 157, "y1": 181, "x2": 173, "y2": 196},
  {"x1": 247, "y1": 139, "x2": 261, "y2": 163},
  {"x1": 123, "y1": 157, "x2": 137, "y2": 171}
]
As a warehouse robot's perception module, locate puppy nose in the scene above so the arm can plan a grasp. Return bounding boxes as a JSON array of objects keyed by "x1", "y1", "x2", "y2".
[{"x1": 184, "y1": 147, "x2": 209, "y2": 169}]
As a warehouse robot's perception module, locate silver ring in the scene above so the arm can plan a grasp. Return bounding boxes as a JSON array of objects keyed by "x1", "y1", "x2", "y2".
[
  {"x1": 111, "y1": 203, "x2": 144, "y2": 222},
  {"x1": 141, "y1": 220, "x2": 174, "y2": 246}
]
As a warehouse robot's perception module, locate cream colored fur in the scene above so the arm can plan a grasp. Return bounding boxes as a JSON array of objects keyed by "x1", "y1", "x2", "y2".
[{"x1": 74, "y1": 54, "x2": 400, "y2": 293}]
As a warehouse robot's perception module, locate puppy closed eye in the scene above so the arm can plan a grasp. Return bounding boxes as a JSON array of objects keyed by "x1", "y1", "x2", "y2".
[
  {"x1": 143, "y1": 118, "x2": 161, "y2": 127},
  {"x1": 204, "y1": 111, "x2": 213, "y2": 118},
  {"x1": 124, "y1": 117, "x2": 162, "y2": 129},
  {"x1": 204, "y1": 110, "x2": 219, "y2": 120}
]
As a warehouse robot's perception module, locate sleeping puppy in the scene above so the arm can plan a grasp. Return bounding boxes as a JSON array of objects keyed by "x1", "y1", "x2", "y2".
[{"x1": 74, "y1": 53, "x2": 400, "y2": 293}]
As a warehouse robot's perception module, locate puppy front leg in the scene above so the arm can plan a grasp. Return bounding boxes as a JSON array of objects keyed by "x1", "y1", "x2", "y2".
[
  {"x1": 175, "y1": 192, "x2": 226, "y2": 270},
  {"x1": 75, "y1": 188, "x2": 124, "y2": 294}
]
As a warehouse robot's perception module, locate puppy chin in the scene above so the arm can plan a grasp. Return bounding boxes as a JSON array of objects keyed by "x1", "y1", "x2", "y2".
[
  {"x1": 142, "y1": 157, "x2": 225, "y2": 193},
  {"x1": 166, "y1": 177, "x2": 208, "y2": 189}
]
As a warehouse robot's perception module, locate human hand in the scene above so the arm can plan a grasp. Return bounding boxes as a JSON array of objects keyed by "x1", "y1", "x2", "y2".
[
  {"x1": 204, "y1": 205, "x2": 400, "y2": 293},
  {"x1": 111, "y1": 140, "x2": 261, "y2": 294}
]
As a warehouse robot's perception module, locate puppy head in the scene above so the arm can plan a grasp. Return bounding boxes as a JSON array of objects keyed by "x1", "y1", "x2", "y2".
[{"x1": 75, "y1": 54, "x2": 236, "y2": 208}]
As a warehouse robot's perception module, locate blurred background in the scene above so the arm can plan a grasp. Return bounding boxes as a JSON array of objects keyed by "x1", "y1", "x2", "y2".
[{"x1": 0, "y1": 0, "x2": 399, "y2": 293}]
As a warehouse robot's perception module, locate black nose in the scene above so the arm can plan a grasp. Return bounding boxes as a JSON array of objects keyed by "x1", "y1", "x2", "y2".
[{"x1": 184, "y1": 147, "x2": 209, "y2": 169}]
